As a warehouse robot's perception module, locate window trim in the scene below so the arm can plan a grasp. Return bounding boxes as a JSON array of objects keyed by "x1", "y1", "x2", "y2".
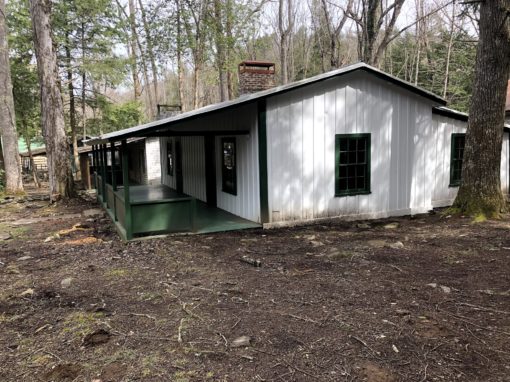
[
  {"x1": 449, "y1": 133, "x2": 465, "y2": 187},
  {"x1": 221, "y1": 137, "x2": 237, "y2": 196},
  {"x1": 334, "y1": 133, "x2": 371, "y2": 197}
]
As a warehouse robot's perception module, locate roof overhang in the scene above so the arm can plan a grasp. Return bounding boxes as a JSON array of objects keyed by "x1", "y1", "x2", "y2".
[{"x1": 433, "y1": 106, "x2": 510, "y2": 133}]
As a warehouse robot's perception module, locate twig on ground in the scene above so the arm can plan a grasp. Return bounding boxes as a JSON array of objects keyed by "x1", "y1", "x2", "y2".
[
  {"x1": 178, "y1": 318, "x2": 185, "y2": 343},
  {"x1": 457, "y1": 302, "x2": 510, "y2": 315},
  {"x1": 180, "y1": 302, "x2": 204, "y2": 321},
  {"x1": 122, "y1": 313, "x2": 156, "y2": 320},
  {"x1": 231, "y1": 317, "x2": 241, "y2": 329},
  {"x1": 217, "y1": 332, "x2": 228, "y2": 347},
  {"x1": 287, "y1": 314, "x2": 319, "y2": 324},
  {"x1": 350, "y1": 335, "x2": 380, "y2": 356}
]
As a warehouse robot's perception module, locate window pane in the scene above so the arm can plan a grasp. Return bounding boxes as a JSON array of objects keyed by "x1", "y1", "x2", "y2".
[
  {"x1": 348, "y1": 151, "x2": 357, "y2": 164},
  {"x1": 357, "y1": 150, "x2": 365, "y2": 163},
  {"x1": 348, "y1": 139, "x2": 357, "y2": 151},
  {"x1": 339, "y1": 166, "x2": 347, "y2": 178},
  {"x1": 348, "y1": 177, "x2": 356, "y2": 190},
  {"x1": 340, "y1": 152, "x2": 348, "y2": 164},
  {"x1": 356, "y1": 176, "x2": 365, "y2": 189},
  {"x1": 339, "y1": 139, "x2": 348, "y2": 151},
  {"x1": 338, "y1": 178, "x2": 347, "y2": 191}
]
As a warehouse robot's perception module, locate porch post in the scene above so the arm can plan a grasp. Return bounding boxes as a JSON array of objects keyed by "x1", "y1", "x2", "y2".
[
  {"x1": 121, "y1": 140, "x2": 132, "y2": 240},
  {"x1": 257, "y1": 100, "x2": 270, "y2": 223},
  {"x1": 110, "y1": 142, "x2": 117, "y2": 191},
  {"x1": 101, "y1": 144, "x2": 107, "y2": 204},
  {"x1": 92, "y1": 145, "x2": 97, "y2": 195},
  {"x1": 110, "y1": 141, "x2": 117, "y2": 221}
]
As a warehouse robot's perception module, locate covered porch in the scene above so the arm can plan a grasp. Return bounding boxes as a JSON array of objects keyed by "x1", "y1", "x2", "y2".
[{"x1": 92, "y1": 138, "x2": 261, "y2": 240}]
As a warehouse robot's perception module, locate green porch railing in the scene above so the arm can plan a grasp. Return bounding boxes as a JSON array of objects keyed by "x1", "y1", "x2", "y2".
[{"x1": 95, "y1": 178, "x2": 198, "y2": 240}]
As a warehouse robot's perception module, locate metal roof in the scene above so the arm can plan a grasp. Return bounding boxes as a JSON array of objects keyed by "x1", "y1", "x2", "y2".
[
  {"x1": 86, "y1": 62, "x2": 447, "y2": 145},
  {"x1": 433, "y1": 106, "x2": 510, "y2": 132}
]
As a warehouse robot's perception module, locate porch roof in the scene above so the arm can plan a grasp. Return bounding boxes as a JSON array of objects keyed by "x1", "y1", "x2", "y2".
[{"x1": 86, "y1": 62, "x2": 447, "y2": 146}]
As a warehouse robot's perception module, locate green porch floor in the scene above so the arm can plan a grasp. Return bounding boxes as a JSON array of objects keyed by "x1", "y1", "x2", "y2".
[{"x1": 113, "y1": 184, "x2": 261, "y2": 235}]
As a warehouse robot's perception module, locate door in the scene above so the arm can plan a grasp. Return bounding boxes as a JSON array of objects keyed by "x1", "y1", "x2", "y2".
[
  {"x1": 204, "y1": 135, "x2": 217, "y2": 207},
  {"x1": 175, "y1": 139, "x2": 183, "y2": 193}
]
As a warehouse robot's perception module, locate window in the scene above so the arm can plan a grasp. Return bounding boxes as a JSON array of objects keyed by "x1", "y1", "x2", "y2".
[
  {"x1": 167, "y1": 140, "x2": 174, "y2": 176},
  {"x1": 222, "y1": 138, "x2": 237, "y2": 195},
  {"x1": 335, "y1": 134, "x2": 371, "y2": 196},
  {"x1": 450, "y1": 133, "x2": 465, "y2": 186}
]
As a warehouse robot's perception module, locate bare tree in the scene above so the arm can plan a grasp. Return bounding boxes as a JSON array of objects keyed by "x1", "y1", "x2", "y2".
[
  {"x1": 277, "y1": 0, "x2": 295, "y2": 84},
  {"x1": 348, "y1": 0, "x2": 406, "y2": 65},
  {"x1": 0, "y1": 0, "x2": 23, "y2": 193},
  {"x1": 453, "y1": 0, "x2": 510, "y2": 217},
  {"x1": 30, "y1": 0, "x2": 73, "y2": 200}
]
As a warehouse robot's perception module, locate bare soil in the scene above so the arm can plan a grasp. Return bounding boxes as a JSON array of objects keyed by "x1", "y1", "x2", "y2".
[{"x1": 1, "y1": 187, "x2": 510, "y2": 381}]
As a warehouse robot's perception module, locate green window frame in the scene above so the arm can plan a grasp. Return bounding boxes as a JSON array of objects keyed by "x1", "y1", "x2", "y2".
[
  {"x1": 335, "y1": 134, "x2": 371, "y2": 197},
  {"x1": 450, "y1": 133, "x2": 465, "y2": 187},
  {"x1": 222, "y1": 137, "x2": 237, "y2": 195},
  {"x1": 167, "y1": 140, "x2": 174, "y2": 176}
]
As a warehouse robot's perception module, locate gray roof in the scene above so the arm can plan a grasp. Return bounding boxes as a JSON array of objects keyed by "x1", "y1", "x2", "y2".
[
  {"x1": 433, "y1": 106, "x2": 510, "y2": 132},
  {"x1": 87, "y1": 62, "x2": 446, "y2": 145}
]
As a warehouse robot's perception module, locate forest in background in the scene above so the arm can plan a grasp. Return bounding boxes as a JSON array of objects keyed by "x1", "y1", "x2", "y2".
[{"x1": 6, "y1": 0, "x2": 478, "y2": 150}]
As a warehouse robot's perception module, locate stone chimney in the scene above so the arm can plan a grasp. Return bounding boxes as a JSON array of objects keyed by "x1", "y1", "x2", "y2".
[{"x1": 238, "y1": 60, "x2": 275, "y2": 95}]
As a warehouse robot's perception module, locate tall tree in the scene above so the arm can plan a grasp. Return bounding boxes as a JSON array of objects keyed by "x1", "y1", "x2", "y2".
[
  {"x1": 453, "y1": 0, "x2": 510, "y2": 217},
  {"x1": 277, "y1": 0, "x2": 294, "y2": 84},
  {"x1": 0, "y1": 0, "x2": 23, "y2": 193},
  {"x1": 348, "y1": 0, "x2": 405, "y2": 65},
  {"x1": 29, "y1": 0, "x2": 73, "y2": 200}
]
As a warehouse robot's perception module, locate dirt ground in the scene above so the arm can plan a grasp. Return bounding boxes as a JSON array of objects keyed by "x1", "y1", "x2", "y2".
[{"x1": 1, "y1": 187, "x2": 510, "y2": 382}]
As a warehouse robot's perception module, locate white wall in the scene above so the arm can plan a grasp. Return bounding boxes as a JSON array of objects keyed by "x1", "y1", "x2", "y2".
[
  {"x1": 430, "y1": 116, "x2": 510, "y2": 206},
  {"x1": 502, "y1": 132, "x2": 509, "y2": 194},
  {"x1": 430, "y1": 114, "x2": 466, "y2": 207},
  {"x1": 160, "y1": 137, "x2": 176, "y2": 189},
  {"x1": 266, "y1": 71, "x2": 438, "y2": 223},
  {"x1": 145, "y1": 137, "x2": 161, "y2": 185}
]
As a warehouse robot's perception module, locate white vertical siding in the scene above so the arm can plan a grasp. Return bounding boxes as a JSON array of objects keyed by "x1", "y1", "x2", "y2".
[
  {"x1": 215, "y1": 103, "x2": 260, "y2": 223},
  {"x1": 266, "y1": 71, "x2": 440, "y2": 223},
  {"x1": 502, "y1": 132, "x2": 509, "y2": 194},
  {"x1": 182, "y1": 136, "x2": 207, "y2": 202},
  {"x1": 145, "y1": 137, "x2": 161, "y2": 185},
  {"x1": 160, "y1": 137, "x2": 176, "y2": 189},
  {"x1": 430, "y1": 114, "x2": 466, "y2": 207}
]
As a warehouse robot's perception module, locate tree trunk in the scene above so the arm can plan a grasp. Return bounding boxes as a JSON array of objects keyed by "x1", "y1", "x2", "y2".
[
  {"x1": 213, "y1": 0, "x2": 228, "y2": 102},
  {"x1": 453, "y1": 0, "x2": 510, "y2": 218},
  {"x1": 128, "y1": 0, "x2": 142, "y2": 100},
  {"x1": 65, "y1": 30, "x2": 80, "y2": 180},
  {"x1": 138, "y1": 0, "x2": 159, "y2": 106},
  {"x1": 22, "y1": 122, "x2": 40, "y2": 188},
  {"x1": 443, "y1": 0, "x2": 456, "y2": 99},
  {"x1": 30, "y1": 0, "x2": 73, "y2": 200},
  {"x1": 175, "y1": 0, "x2": 185, "y2": 111},
  {"x1": 0, "y1": 0, "x2": 24, "y2": 193}
]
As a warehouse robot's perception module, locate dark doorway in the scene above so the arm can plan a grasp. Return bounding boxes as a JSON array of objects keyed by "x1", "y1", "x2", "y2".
[
  {"x1": 204, "y1": 135, "x2": 217, "y2": 207},
  {"x1": 175, "y1": 139, "x2": 183, "y2": 194}
]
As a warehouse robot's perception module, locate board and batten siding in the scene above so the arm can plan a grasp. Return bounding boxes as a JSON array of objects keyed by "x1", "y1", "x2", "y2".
[
  {"x1": 160, "y1": 136, "x2": 207, "y2": 202},
  {"x1": 431, "y1": 115, "x2": 510, "y2": 206},
  {"x1": 265, "y1": 71, "x2": 438, "y2": 223},
  {"x1": 159, "y1": 103, "x2": 260, "y2": 223}
]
